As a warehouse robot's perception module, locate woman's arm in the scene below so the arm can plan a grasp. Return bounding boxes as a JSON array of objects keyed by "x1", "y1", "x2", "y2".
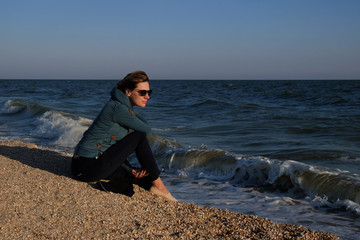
[{"x1": 113, "y1": 105, "x2": 151, "y2": 133}]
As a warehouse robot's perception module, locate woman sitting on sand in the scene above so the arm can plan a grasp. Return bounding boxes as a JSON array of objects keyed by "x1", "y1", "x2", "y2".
[{"x1": 71, "y1": 71, "x2": 176, "y2": 201}]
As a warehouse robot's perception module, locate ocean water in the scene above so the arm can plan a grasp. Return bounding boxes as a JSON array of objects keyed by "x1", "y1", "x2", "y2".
[{"x1": 0, "y1": 79, "x2": 359, "y2": 239}]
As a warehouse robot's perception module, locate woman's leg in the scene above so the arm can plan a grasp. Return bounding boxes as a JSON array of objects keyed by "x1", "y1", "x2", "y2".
[
  {"x1": 131, "y1": 132, "x2": 161, "y2": 180},
  {"x1": 72, "y1": 131, "x2": 176, "y2": 200},
  {"x1": 108, "y1": 132, "x2": 175, "y2": 200},
  {"x1": 72, "y1": 131, "x2": 160, "y2": 182}
]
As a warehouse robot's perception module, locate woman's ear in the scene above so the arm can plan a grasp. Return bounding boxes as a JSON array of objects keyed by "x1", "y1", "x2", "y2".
[{"x1": 125, "y1": 89, "x2": 131, "y2": 97}]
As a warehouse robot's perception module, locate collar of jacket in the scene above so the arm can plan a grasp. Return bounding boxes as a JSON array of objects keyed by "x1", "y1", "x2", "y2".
[{"x1": 110, "y1": 87, "x2": 132, "y2": 108}]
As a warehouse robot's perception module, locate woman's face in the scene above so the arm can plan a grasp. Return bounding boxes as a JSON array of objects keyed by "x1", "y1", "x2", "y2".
[{"x1": 127, "y1": 81, "x2": 151, "y2": 108}]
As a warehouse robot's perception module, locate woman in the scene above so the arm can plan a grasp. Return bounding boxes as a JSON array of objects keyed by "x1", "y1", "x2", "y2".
[{"x1": 72, "y1": 71, "x2": 176, "y2": 201}]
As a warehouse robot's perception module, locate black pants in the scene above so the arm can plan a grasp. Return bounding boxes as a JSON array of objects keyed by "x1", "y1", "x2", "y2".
[{"x1": 71, "y1": 131, "x2": 161, "y2": 183}]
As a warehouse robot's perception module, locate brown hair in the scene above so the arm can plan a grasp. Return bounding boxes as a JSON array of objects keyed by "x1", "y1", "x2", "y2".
[{"x1": 117, "y1": 71, "x2": 149, "y2": 93}]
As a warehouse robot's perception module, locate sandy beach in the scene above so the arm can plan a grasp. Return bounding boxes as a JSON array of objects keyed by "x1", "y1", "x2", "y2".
[{"x1": 0, "y1": 141, "x2": 340, "y2": 239}]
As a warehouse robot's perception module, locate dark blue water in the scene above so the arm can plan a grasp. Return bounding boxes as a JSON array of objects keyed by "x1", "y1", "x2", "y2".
[{"x1": 1, "y1": 79, "x2": 359, "y2": 239}]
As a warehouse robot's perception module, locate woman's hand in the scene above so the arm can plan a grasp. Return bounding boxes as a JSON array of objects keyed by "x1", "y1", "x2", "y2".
[{"x1": 131, "y1": 168, "x2": 149, "y2": 178}]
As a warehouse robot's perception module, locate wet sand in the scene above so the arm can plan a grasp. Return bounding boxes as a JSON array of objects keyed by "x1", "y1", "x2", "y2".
[{"x1": 0, "y1": 141, "x2": 340, "y2": 239}]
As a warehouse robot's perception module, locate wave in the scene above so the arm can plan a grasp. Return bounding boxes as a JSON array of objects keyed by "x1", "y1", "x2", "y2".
[
  {"x1": 1, "y1": 99, "x2": 49, "y2": 116},
  {"x1": 152, "y1": 126, "x2": 187, "y2": 132},
  {"x1": 31, "y1": 111, "x2": 92, "y2": 151},
  {"x1": 149, "y1": 134, "x2": 360, "y2": 213},
  {"x1": 190, "y1": 99, "x2": 234, "y2": 108},
  {"x1": 1, "y1": 99, "x2": 92, "y2": 152}
]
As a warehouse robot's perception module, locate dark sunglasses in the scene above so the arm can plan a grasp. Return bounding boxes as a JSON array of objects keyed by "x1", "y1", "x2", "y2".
[{"x1": 136, "y1": 89, "x2": 152, "y2": 96}]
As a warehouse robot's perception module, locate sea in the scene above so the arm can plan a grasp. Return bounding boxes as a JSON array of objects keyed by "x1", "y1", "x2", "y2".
[{"x1": 0, "y1": 79, "x2": 359, "y2": 239}]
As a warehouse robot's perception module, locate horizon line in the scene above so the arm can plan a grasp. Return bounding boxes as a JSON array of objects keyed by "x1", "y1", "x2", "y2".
[{"x1": 1, "y1": 78, "x2": 359, "y2": 81}]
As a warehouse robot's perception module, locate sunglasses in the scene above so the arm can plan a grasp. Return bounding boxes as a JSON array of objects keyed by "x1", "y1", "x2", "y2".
[{"x1": 136, "y1": 89, "x2": 152, "y2": 96}]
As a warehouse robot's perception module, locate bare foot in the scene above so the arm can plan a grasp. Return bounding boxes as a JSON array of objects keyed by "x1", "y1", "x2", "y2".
[
  {"x1": 151, "y1": 177, "x2": 169, "y2": 194},
  {"x1": 150, "y1": 177, "x2": 177, "y2": 201}
]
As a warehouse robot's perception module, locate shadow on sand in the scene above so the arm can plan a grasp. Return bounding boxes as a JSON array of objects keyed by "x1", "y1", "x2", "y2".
[
  {"x1": 0, "y1": 144, "x2": 73, "y2": 178},
  {"x1": 0, "y1": 143, "x2": 150, "y2": 196}
]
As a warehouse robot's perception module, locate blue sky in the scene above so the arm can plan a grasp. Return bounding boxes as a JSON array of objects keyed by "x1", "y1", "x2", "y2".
[{"x1": 1, "y1": 0, "x2": 359, "y2": 80}]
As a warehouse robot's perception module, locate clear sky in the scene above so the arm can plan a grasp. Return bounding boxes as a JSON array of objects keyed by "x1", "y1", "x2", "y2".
[{"x1": 1, "y1": 0, "x2": 359, "y2": 80}]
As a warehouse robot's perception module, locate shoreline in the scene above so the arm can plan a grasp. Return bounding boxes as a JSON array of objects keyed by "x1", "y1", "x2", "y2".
[{"x1": 0, "y1": 141, "x2": 340, "y2": 239}]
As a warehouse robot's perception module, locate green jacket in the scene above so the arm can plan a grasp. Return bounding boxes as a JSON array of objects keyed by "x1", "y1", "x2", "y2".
[{"x1": 74, "y1": 87, "x2": 151, "y2": 158}]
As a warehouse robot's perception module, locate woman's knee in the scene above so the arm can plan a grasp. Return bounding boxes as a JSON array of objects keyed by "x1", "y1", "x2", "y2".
[
  {"x1": 130, "y1": 131, "x2": 148, "y2": 142},
  {"x1": 132, "y1": 131, "x2": 147, "y2": 138}
]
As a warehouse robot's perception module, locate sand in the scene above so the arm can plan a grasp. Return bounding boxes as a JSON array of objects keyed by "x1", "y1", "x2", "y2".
[{"x1": 0, "y1": 141, "x2": 340, "y2": 239}]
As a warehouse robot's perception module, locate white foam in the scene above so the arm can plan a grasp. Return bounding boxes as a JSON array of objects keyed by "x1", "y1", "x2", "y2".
[
  {"x1": 152, "y1": 126, "x2": 187, "y2": 132},
  {"x1": 31, "y1": 111, "x2": 92, "y2": 152},
  {"x1": 1, "y1": 99, "x2": 25, "y2": 114},
  {"x1": 310, "y1": 195, "x2": 360, "y2": 214}
]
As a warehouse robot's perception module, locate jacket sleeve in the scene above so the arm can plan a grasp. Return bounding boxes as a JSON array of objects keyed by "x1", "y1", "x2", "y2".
[{"x1": 113, "y1": 105, "x2": 151, "y2": 133}]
